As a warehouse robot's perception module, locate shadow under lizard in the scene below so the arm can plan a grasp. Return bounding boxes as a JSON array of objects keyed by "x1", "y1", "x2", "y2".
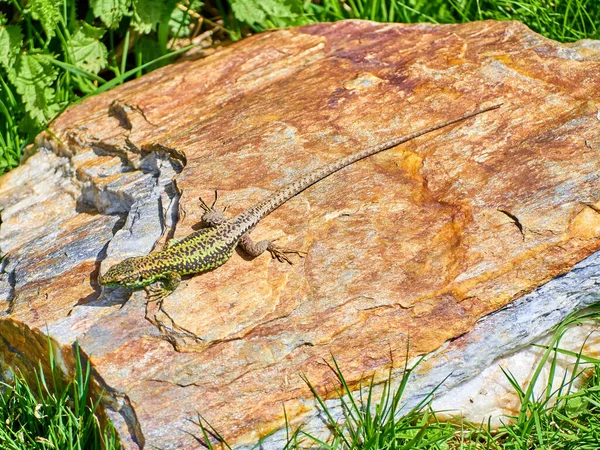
[{"x1": 99, "y1": 104, "x2": 501, "y2": 301}]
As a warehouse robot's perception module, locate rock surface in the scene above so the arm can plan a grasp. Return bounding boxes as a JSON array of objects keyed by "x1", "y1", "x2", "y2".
[{"x1": 1, "y1": 19, "x2": 600, "y2": 448}]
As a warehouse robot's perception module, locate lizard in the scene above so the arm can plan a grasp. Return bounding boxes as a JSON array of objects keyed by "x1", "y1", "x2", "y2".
[{"x1": 99, "y1": 104, "x2": 501, "y2": 302}]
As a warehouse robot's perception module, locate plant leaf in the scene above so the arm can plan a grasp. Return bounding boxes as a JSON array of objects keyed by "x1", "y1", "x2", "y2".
[
  {"x1": 230, "y1": 0, "x2": 311, "y2": 28},
  {"x1": 132, "y1": 0, "x2": 176, "y2": 34},
  {"x1": 0, "y1": 25, "x2": 23, "y2": 72},
  {"x1": 69, "y1": 22, "x2": 108, "y2": 74},
  {"x1": 565, "y1": 396, "x2": 588, "y2": 418},
  {"x1": 30, "y1": 0, "x2": 63, "y2": 39},
  {"x1": 90, "y1": 0, "x2": 132, "y2": 29},
  {"x1": 230, "y1": 0, "x2": 267, "y2": 27},
  {"x1": 8, "y1": 53, "x2": 60, "y2": 124}
]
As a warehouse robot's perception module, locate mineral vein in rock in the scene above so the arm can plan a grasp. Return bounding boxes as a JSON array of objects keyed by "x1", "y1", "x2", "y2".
[{"x1": 99, "y1": 104, "x2": 501, "y2": 300}]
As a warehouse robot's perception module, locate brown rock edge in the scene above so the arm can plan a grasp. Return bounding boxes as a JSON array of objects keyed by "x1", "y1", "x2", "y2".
[{"x1": 1, "y1": 20, "x2": 599, "y2": 448}]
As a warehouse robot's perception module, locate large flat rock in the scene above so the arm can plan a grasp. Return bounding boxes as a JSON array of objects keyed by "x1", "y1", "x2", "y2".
[{"x1": 1, "y1": 20, "x2": 599, "y2": 448}]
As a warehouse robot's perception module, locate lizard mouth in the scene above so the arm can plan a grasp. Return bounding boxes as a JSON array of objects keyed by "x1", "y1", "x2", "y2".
[
  {"x1": 98, "y1": 270, "x2": 131, "y2": 287},
  {"x1": 98, "y1": 274, "x2": 117, "y2": 286}
]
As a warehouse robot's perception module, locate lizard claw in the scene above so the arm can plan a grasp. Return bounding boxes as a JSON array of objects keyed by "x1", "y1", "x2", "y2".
[
  {"x1": 210, "y1": 189, "x2": 218, "y2": 209},
  {"x1": 145, "y1": 284, "x2": 170, "y2": 303},
  {"x1": 198, "y1": 192, "x2": 213, "y2": 213},
  {"x1": 199, "y1": 189, "x2": 221, "y2": 212},
  {"x1": 267, "y1": 243, "x2": 307, "y2": 265}
]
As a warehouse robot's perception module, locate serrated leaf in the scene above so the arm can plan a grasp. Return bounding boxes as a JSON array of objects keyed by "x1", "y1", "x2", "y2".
[
  {"x1": 230, "y1": 0, "x2": 311, "y2": 28},
  {"x1": 132, "y1": 0, "x2": 176, "y2": 34},
  {"x1": 261, "y1": 0, "x2": 303, "y2": 20},
  {"x1": 8, "y1": 54, "x2": 60, "y2": 124},
  {"x1": 90, "y1": 0, "x2": 132, "y2": 29},
  {"x1": 230, "y1": 0, "x2": 267, "y2": 27},
  {"x1": 30, "y1": 0, "x2": 63, "y2": 39},
  {"x1": 69, "y1": 22, "x2": 108, "y2": 74},
  {"x1": 0, "y1": 25, "x2": 24, "y2": 72}
]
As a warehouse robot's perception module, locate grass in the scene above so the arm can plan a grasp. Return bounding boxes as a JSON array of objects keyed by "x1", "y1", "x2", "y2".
[
  {"x1": 288, "y1": 308, "x2": 600, "y2": 449},
  {"x1": 192, "y1": 307, "x2": 600, "y2": 449},
  {"x1": 0, "y1": 342, "x2": 119, "y2": 449},
  {"x1": 1, "y1": 0, "x2": 599, "y2": 175},
  {"x1": 307, "y1": 0, "x2": 599, "y2": 42}
]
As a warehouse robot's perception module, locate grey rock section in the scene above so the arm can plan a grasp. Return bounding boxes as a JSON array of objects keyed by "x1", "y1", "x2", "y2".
[
  {"x1": 0, "y1": 139, "x2": 181, "y2": 450},
  {"x1": 0, "y1": 134, "x2": 181, "y2": 332},
  {"x1": 251, "y1": 250, "x2": 600, "y2": 449},
  {"x1": 101, "y1": 154, "x2": 179, "y2": 263},
  {"x1": 0, "y1": 149, "x2": 81, "y2": 309}
]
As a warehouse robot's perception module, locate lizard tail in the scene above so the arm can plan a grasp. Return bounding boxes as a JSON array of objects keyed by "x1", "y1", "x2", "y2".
[{"x1": 231, "y1": 103, "x2": 501, "y2": 236}]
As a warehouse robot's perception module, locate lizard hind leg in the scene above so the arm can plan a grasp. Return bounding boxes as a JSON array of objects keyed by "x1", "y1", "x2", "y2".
[
  {"x1": 239, "y1": 233, "x2": 307, "y2": 265},
  {"x1": 199, "y1": 189, "x2": 228, "y2": 227}
]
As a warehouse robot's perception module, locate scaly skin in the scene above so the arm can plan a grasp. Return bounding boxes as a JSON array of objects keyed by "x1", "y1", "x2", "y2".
[{"x1": 99, "y1": 104, "x2": 501, "y2": 300}]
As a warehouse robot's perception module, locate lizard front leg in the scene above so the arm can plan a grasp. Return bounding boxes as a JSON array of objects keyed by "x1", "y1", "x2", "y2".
[
  {"x1": 238, "y1": 233, "x2": 306, "y2": 265},
  {"x1": 146, "y1": 272, "x2": 182, "y2": 302}
]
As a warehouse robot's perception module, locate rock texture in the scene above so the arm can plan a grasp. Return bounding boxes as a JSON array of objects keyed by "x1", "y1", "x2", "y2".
[{"x1": 1, "y1": 20, "x2": 600, "y2": 448}]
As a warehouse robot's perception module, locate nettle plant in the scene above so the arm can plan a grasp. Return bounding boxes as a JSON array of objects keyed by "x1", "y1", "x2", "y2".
[{"x1": 0, "y1": 0, "x2": 207, "y2": 174}]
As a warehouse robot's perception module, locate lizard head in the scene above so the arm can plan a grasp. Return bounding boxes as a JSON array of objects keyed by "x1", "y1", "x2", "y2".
[{"x1": 99, "y1": 257, "x2": 155, "y2": 289}]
